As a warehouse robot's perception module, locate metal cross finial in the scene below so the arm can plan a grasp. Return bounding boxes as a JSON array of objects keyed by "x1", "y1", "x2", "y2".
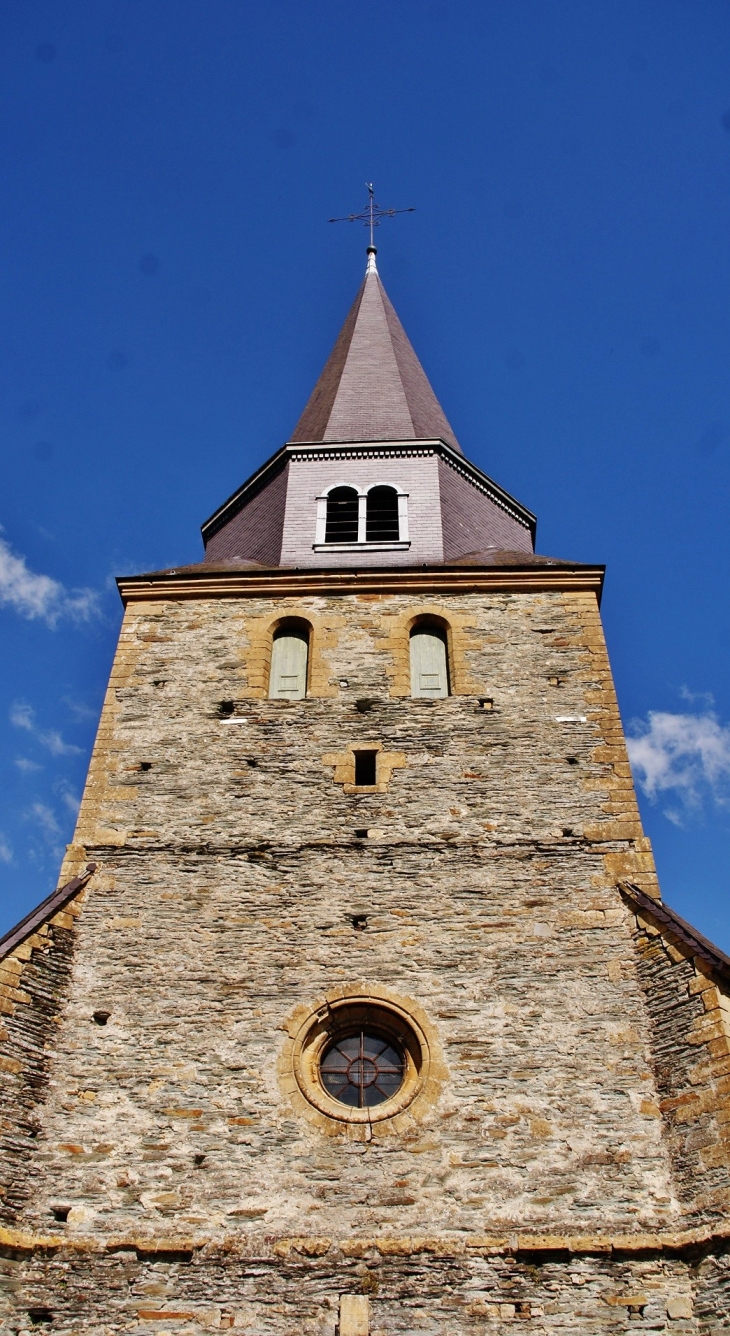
[{"x1": 329, "y1": 183, "x2": 415, "y2": 252}]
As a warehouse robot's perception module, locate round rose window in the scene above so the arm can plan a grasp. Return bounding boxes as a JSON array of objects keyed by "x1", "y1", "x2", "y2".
[{"x1": 320, "y1": 1030, "x2": 404, "y2": 1108}]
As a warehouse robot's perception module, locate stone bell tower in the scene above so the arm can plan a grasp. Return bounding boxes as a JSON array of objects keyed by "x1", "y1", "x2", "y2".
[{"x1": 1, "y1": 243, "x2": 730, "y2": 1334}]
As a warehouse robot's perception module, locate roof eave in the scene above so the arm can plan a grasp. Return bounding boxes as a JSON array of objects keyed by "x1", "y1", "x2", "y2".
[{"x1": 117, "y1": 560, "x2": 605, "y2": 607}]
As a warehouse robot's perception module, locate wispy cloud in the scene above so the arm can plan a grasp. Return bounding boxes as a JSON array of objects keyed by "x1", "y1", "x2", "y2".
[
  {"x1": 25, "y1": 802, "x2": 67, "y2": 861},
  {"x1": 28, "y1": 802, "x2": 62, "y2": 839},
  {"x1": 0, "y1": 533, "x2": 99, "y2": 627},
  {"x1": 10, "y1": 703, "x2": 34, "y2": 732},
  {"x1": 54, "y1": 779, "x2": 80, "y2": 816},
  {"x1": 10, "y1": 702, "x2": 82, "y2": 756},
  {"x1": 627, "y1": 704, "x2": 730, "y2": 824},
  {"x1": 14, "y1": 757, "x2": 43, "y2": 774},
  {"x1": 62, "y1": 696, "x2": 97, "y2": 722},
  {"x1": 0, "y1": 834, "x2": 12, "y2": 864},
  {"x1": 39, "y1": 728, "x2": 81, "y2": 757}
]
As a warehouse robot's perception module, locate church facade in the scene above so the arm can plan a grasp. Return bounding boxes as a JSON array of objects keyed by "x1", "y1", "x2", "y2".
[{"x1": 1, "y1": 247, "x2": 729, "y2": 1333}]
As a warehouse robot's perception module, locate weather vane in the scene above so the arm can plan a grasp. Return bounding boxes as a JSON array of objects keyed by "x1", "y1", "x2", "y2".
[{"x1": 329, "y1": 183, "x2": 415, "y2": 251}]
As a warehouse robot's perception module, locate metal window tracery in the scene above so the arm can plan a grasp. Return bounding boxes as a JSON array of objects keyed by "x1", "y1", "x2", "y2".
[{"x1": 320, "y1": 1030, "x2": 404, "y2": 1108}]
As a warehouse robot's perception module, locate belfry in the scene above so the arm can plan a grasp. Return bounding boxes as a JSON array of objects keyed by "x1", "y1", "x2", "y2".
[{"x1": 1, "y1": 237, "x2": 730, "y2": 1333}]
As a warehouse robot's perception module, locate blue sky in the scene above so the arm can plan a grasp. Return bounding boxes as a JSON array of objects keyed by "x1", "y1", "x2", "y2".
[{"x1": 1, "y1": 0, "x2": 730, "y2": 945}]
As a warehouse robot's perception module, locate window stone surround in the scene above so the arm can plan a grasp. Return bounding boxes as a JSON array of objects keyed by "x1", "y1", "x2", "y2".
[{"x1": 321, "y1": 742, "x2": 406, "y2": 794}]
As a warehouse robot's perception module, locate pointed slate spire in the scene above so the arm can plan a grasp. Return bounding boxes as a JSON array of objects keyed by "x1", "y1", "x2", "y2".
[{"x1": 290, "y1": 250, "x2": 461, "y2": 453}]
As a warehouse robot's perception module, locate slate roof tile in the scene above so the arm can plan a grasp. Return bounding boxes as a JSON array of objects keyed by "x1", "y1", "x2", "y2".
[{"x1": 290, "y1": 264, "x2": 461, "y2": 452}]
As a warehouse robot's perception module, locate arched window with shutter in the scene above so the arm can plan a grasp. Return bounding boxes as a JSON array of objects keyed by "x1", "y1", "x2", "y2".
[
  {"x1": 410, "y1": 621, "x2": 450, "y2": 698},
  {"x1": 366, "y1": 486, "x2": 400, "y2": 542},
  {"x1": 325, "y1": 487, "x2": 359, "y2": 544},
  {"x1": 269, "y1": 621, "x2": 310, "y2": 700}
]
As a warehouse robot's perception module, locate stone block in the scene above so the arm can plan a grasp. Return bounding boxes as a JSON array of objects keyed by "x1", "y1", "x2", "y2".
[
  {"x1": 666, "y1": 1295, "x2": 693, "y2": 1319},
  {"x1": 339, "y1": 1295, "x2": 369, "y2": 1335}
]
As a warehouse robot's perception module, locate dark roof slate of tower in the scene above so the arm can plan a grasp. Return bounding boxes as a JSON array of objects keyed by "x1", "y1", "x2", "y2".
[{"x1": 289, "y1": 262, "x2": 462, "y2": 453}]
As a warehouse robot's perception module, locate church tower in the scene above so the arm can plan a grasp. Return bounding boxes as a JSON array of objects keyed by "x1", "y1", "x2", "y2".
[{"x1": 1, "y1": 242, "x2": 730, "y2": 1334}]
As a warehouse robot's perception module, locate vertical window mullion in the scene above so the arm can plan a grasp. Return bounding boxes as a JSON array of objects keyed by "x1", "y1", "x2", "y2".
[{"x1": 357, "y1": 493, "x2": 367, "y2": 544}]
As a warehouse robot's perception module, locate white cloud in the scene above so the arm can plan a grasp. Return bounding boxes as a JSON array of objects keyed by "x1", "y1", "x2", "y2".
[
  {"x1": 62, "y1": 696, "x2": 97, "y2": 721},
  {"x1": 29, "y1": 802, "x2": 61, "y2": 838},
  {"x1": 0, "y1": 834, "x2": 12, "y2": 864},
  {"x1": 41, "y1": 728, "x2": 82, "y2": 757},
  {"x1": 54, "y1": 780, "x2": 80, "y2": 816},
  {"x1": 679, "y1": 686, "x2": 715, "y2": 709},
  {"x1": 627, "y1": 707, "x2": 730, "y2": 821},
  {"x1": 0, "y1": 534, "x2": 99, "y2": 627},
  {"x1": 10, "y1": 702, "x2": 34, "y2": 732},
  {"x1": 10, "y1": 702, "x2": 81, "y2": 755},
  {"x1": 14, "y1": 757, "x2": 43, "y2": 774},
  {"x1": 26, "y1": 802, "x2": 65, "y2": 860}
]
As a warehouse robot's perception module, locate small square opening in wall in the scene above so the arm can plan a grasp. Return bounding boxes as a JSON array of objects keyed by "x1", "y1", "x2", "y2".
[
  {"x1": 354, "y1": 750, "x2": 377, "y2": 786},
  {"x1": 323, "y1": 745, "x2": 405, "y2": 793}
]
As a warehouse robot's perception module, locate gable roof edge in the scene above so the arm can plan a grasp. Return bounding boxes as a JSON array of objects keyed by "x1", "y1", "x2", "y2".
[
  {"x1": 0, "y1": 863, "x2": 97, "y2": 962},
  {"x1": 619, "y1": 880, "x2": 730, "y2": 982},
  {"x1": 201, "y1": 448, "x2": 290, "y2": 545}
]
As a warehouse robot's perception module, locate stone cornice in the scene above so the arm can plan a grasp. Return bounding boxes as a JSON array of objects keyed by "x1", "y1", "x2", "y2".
[
  {"x1": 117, "y1": 563, "x2": 604, "y2": 606},
  {"x1": 1, "y1": 1222, "x2": 728, "y2": 1260}
]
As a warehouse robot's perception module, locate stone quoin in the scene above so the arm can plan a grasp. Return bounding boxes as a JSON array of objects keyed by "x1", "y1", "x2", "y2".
[{"x1": 0, "y1": 243, "x2": 729, "y2": 1333}]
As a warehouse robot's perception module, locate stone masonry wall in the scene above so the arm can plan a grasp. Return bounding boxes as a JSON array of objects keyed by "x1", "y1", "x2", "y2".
[
  {"x1": 18, "y1": 586, "x2": 675, "y2": 1236},
  {"x1": 625, "y1": 899, "x2": 730, "y2": 1218},
  {"x1": 2, "y1": 584, "x2": 728, "y2": 1333},
  {"x1": 0, "y1": 1240, "x2": 717, "y2": 1334},
  {"x1": 0, "y1": 895, "x2": 85, "y2": 1225}
]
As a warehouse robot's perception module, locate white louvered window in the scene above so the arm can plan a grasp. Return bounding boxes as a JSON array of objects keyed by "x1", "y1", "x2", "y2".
[
  {"x1": 269, "y1": 625, "x2": 309, "y2": 700},
  {"x1": 410, "y1": 624, "x2": 450, "y2": 698}
]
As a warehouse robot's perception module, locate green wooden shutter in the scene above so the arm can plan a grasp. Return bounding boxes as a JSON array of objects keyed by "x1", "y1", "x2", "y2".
[
  {"x1": 269, "y1": 631, "x2": 308, "y2": 699},
  {"x1": 410, "y1": 628, "x2": 449, "y2": 698}
]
